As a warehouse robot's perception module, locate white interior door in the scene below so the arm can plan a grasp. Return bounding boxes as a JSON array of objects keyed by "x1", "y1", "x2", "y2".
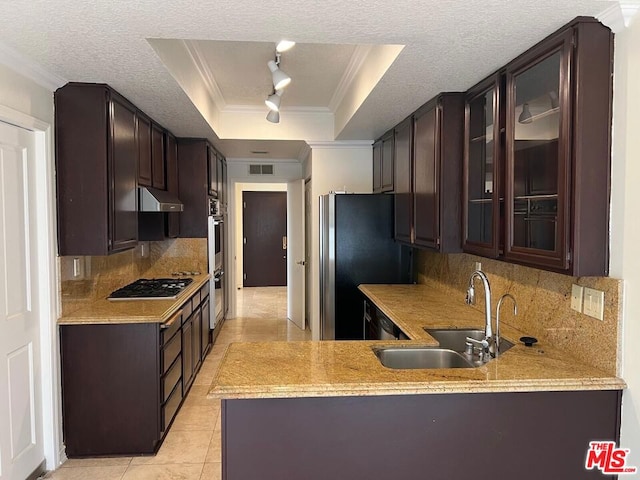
[
  {"x1": 287, "y1": 179, "x2": 305, "y2": 330},
  {"x1": 0, "y1": 121, "x2": 44, "y2": 480}
]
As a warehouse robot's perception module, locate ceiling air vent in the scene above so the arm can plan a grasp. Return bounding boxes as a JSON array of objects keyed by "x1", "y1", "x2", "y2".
[{"x1": 249, "y1": 164, "x2": 274, "y2": 175}]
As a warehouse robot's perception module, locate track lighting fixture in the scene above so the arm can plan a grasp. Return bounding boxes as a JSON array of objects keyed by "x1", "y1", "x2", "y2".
[
  {"x1": 265, "y1": 90, "x2": 283, "y2": 112},
  {"x1": 267, "y1": 59, "x2": 291, "y2": 91},
  {"x1": 265, "y1": 41, "x2": 294, "y2": 123},
  {"x1": 266, "y1": 110, "x2": 280, "y2": 123}
]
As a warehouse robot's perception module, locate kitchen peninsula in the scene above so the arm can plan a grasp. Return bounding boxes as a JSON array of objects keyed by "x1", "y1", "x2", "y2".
[{"x1": 209, "y1": 284, "x2": 624, "y2": 480}]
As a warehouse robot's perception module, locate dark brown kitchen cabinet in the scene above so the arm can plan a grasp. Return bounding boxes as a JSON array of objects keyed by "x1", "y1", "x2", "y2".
[
  {"x1": 165, "y1": 132, "x2": 180, "y2": 238},
  {"x1": 177, "y1": 139, "x2": 210, "y2": 237},
  {"x1": 151, "y1": 123, "x2": 166, "y2": 190},
  {"x1": 413, "y1": 94, "x2": 464, "y2": 251},
  {"x1": 373, "y1": 130, "x2": 394, "y2": 193},
  {"x1": 182, "y1": 313, "x2": 194, "y2": 390},
  {"x1": 394, "y1": 118, "x2": 413, "y2": 243},
  {"x1": 201, "y1": 294, "x2": 211, "y2": 356},
  {"x1": 463, "y1": 74, "x2": 503, "y2": 258},
  {"x1": 216, "y1": 152, "x2": 226, "y2": 204},
  {"x1": 503, "y1": 19, "x2": 612, "y2": 275},
  {"x1": 55, "y1": 83, "x2": 138, "y2": 255},
  {"x1": 208, "y1": 145, "x2": 218, "y2": 197},
  {"x1": 463, "y1": 17, "x2": 613, "y2": 276},
  {"x1": 136, "y1": 112, "x2": 153, "y2": 187}
]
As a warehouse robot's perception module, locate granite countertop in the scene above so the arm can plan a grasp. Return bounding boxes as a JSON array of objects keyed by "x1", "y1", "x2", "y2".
[
  {"x1": 209, "y1": 284, "x2": 625, "y2": 399},
  {"x1": 57, "y1": 274, "x2": 211, "y2": 325}
]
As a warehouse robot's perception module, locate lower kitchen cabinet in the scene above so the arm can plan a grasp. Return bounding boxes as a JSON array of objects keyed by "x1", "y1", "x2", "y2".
[
  {"x1": 59, "y1": 281, "x2": 212, "y2": 457},
  {"x1": 222, "y1": 390, "x2": 621, "y2": 480}
]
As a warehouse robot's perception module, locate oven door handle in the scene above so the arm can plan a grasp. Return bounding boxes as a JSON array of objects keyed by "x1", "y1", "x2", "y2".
[{"x1": 214, "y1": 271, "x2": 225, "y2": 282}]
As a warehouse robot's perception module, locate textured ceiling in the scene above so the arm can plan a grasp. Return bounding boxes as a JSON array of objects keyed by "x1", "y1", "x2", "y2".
[
  {"x1": 0, "y1": 0, "x2": 616, "y2": 156},
  {"x1": 189, "y1": 40, "x2": 358, "y2": 107},
  {"x1": 216, "y1": 139, "x2": 307, "y2": 159}
]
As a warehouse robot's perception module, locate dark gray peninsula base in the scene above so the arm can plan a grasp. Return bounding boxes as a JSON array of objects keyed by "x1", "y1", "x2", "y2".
[{"x1": 222, "y1": 390, "x2": 621, "y2": 480}]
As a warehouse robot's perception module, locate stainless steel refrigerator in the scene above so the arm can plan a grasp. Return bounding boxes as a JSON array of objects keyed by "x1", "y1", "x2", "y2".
[{"x1": 319, "y1": 193, "x2": 412, "y2": 340}]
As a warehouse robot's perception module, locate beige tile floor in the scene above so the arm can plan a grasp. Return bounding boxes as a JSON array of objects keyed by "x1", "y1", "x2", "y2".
[{"x1": 47, "y1": 287, "x2": 310, "y2": 480}]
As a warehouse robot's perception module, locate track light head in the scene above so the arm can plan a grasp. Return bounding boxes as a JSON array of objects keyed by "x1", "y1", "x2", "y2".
[
  {"x1": 276, "y1": 40, "x2": 296, "y2": 53},
  {"x1": 266, "y1": 110, "x2": 280, "y2": 123},
  {"x1": 267, "y1": 60, "x2": 291, "y2": 90},
  {"x1": 265, "y1": 90, "x2": 283, "y2": 112}
]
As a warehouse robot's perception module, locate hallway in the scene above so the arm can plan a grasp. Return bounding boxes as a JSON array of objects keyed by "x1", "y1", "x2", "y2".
[{"x1": 46, "y1": 287, "x2": 309, "y2": 480}]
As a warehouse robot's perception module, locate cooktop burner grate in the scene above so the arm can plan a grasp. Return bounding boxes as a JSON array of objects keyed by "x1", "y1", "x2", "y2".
[{"x1": 108, "y1": 278, "x2": 194, "y2": 300}]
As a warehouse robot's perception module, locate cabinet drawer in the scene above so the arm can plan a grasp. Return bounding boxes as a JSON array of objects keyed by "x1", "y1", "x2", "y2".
[
  {"x1": 160, "y1": 313, "x2": 181, "y2": 345},
  {"x1": 200, "y1": 281, "x2": 210, "y2": 301},
  {"x1": 192, "y1": 290, "x2": 201, "y2": 307},
  {"x1": 162, "y1": 331, "x2": 181, "y2": 374},
  {"x1": 181, "y1": 298, "x2": 193, "y2": 320},
  {"x1": 162, "y1": 380, "x2": 183, "y2": 431},
  {"x1": 162, "y1": 356, "x2": 182, "y2": 403}
]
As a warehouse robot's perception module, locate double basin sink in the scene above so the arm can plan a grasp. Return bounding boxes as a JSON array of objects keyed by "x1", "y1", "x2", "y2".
[{"x1": 374, "y1": 328, "x2": 514, "y2": 370}]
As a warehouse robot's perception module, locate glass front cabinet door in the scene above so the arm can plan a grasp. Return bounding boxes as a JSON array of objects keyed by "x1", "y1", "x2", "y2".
[
  {"x1": 463, "y1": 75, "x2": 501, "y2": 258},
  {"x1": 504, "y1": 29, "x2": 572, "y2": 270}
]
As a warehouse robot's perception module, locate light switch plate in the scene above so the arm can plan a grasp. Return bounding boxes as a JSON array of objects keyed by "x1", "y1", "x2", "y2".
[
  {"x1": 583, "y1": 287, "x2": 605, "y2": 321},
  {"x1": 570, "y1": 284, "x2": 583, "y2": 312}
]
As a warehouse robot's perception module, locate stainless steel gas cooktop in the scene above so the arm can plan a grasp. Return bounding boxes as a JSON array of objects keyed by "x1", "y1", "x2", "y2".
[{"x1": 108, "y1": 278, "x2": 193, "y2": 301}]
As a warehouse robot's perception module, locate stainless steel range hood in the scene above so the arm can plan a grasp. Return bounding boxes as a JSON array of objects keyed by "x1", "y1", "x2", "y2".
[{"x1": 138, "y1": 187, "x2": 184, "y2": 212}]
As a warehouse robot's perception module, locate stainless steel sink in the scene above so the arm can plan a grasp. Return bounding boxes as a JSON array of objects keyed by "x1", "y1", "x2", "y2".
[
  {"x1": 374, "y1": 347, "x2": 475, "y2": 369},
  {"x1": 424, "y1": 328, "x2": 514, "y2": 354}
]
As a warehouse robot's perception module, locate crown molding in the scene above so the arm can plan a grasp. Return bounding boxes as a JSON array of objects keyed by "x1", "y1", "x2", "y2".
[
  {"x1": 297, "y1": 143, "x2": 311, "y2": 161},
  {"x1": 307, "y1": 140, "x2": 373, "y2": 149},
  {"x1": 598, "y1": 1, "x2": 640, "y2": 32},
  {"x1": 182, "y1": 40, "x2": 227, "y2": 109},
  {"x1": 0, "y1": 41, "x2": 66, "y2": 91},
  {"x1": 328, "y1": 45, "x2": 373, "y2": 113}
]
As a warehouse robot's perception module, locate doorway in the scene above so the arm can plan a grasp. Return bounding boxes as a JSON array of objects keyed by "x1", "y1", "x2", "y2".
[{"x1": 242, "y1": 191, "x2": 287, "y2": 287}]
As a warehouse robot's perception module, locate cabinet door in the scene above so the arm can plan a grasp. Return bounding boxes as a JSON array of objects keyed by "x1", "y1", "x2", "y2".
[
  {"x1": 463, "y1": 76, "x2": 501, "y2": 258},
  {"x1": 201, "y1": 297, "x2": 210, "y2": 359},
  {"x1": 165, "y1": 133, "x2": 179, "y2": 238},
  {"x1": 372, "y1": 140, "x2": 383, "y2": 193},
  {"x1": 182, "y1": 316, "x2": 193, "y2": 390},
  {"x1": 151, "y1": 123, "x2": 166, "y2": 190},
  {"x1": 192, "y1": 307, "x2": 202, "y2": 374},
  {"x1": 393, "y1": 119, "x2": 413, "y2": 243},
  {"x1": 381, "y1": 132, "x2": 394, "y2": 192},
  {"x1": 136, "y1": 113, "x2": 152, "y2": 187},
  {"x1": 109, "y1": 95, "x2": 138, "y2": 253},
  {"x1": 504, "y1": 30, "x2": 572, "y2": 270},
  {"x1": 208, "y1": 145, "x2": 218, "y2": 196},
  {"x1": 216, "y1": 153, "x2": 225, "y2": 203},
  {"x1": 413, "y1": 105, "x2": 438, "y2": 249}
]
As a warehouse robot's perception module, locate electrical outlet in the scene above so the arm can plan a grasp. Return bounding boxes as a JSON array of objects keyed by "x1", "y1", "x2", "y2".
[
  {"x1": 583, "y1": 287, "x2": 605, "y2": 321},
  {"x1": 570, "y1": 284, "x2": 583, "y2": 312}
]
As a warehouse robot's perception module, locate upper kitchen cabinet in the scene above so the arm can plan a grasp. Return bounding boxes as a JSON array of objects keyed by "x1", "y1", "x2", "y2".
[
  {"x1": 463, "y1": 75, "x2": 503, "y2": 258},
  {"x1": 413, "y1": 94, "x2": 464, "y2": 251},
  {"x1": 151, "y1": 123, "x2": 166, "y2": 190},
  {"x1": 165, "y1": 132, "x2": 180, "y2": 238},
  {"x1": 55, "y1": 83, "x2": 138, "y2": 255},
  {"x1": 373, "y1": 130, "x2": 394, "y2": 193},
  {"x1": 394, "y1": 118, "x2": 413, "y2": 243},
  {"x1": 503, "y1": 18, "x2": 613, "y2": 275},
  {"x1": 216, "y1": 152, "x2": 226, "y2": 205},
  {"x1": 208, "y1": 145, "x2": 218, "y2": 197},
  {"x1": 136, "y1": 112, "x2": 153, "y2": 187},
  {"x1": 177, "y1": 139, "x2": 211, "y2": 238}
]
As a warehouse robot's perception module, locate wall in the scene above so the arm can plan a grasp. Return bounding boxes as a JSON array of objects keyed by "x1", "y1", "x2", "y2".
[
  {"x1": 415, "y1": 251, "x2": 622, "y2": 375},
  {"x1": 59, "y1": 238, "x2": 207, "y2": 316},
  {"x1": 609, "y1": 15, "x2": 640, "y2": 465},
  {"x1": 307, "y1": 142, "x2": 373, "y2": 339}
]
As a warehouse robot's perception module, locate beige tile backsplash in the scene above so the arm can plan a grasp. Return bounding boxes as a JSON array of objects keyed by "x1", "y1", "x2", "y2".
[
  {"x1": 415, "y1": 250, "x2": 622, "y2": 375},
  {"x1": 60, "y1": 238, "x2": 207, "y2": 316}
]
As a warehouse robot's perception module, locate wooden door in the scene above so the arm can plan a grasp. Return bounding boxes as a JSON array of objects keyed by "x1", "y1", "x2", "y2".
[
  {"x1": 394, "y1": 118, "x2": 413, "y2": 243},
  {"x1": 0, "y1": 121, "x2": 45, "y2": 478},
  {"x1": 413, "y1": 104, "x2": 439, "y2": 249},
  {"x1": 109, "y1": 94, "x2": 138, "y2": 253},
  {"x1": 287, "y1": 180, "x2": 305, "y2": 330},
  {"x1": 243, "y1": 191, "x2": 287, "y2": 287}
]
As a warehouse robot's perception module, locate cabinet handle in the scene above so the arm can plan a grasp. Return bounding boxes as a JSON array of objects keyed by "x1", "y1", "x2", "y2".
[{"x1": 161, "y1": 309, "x2": 183, "y2": 329}]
